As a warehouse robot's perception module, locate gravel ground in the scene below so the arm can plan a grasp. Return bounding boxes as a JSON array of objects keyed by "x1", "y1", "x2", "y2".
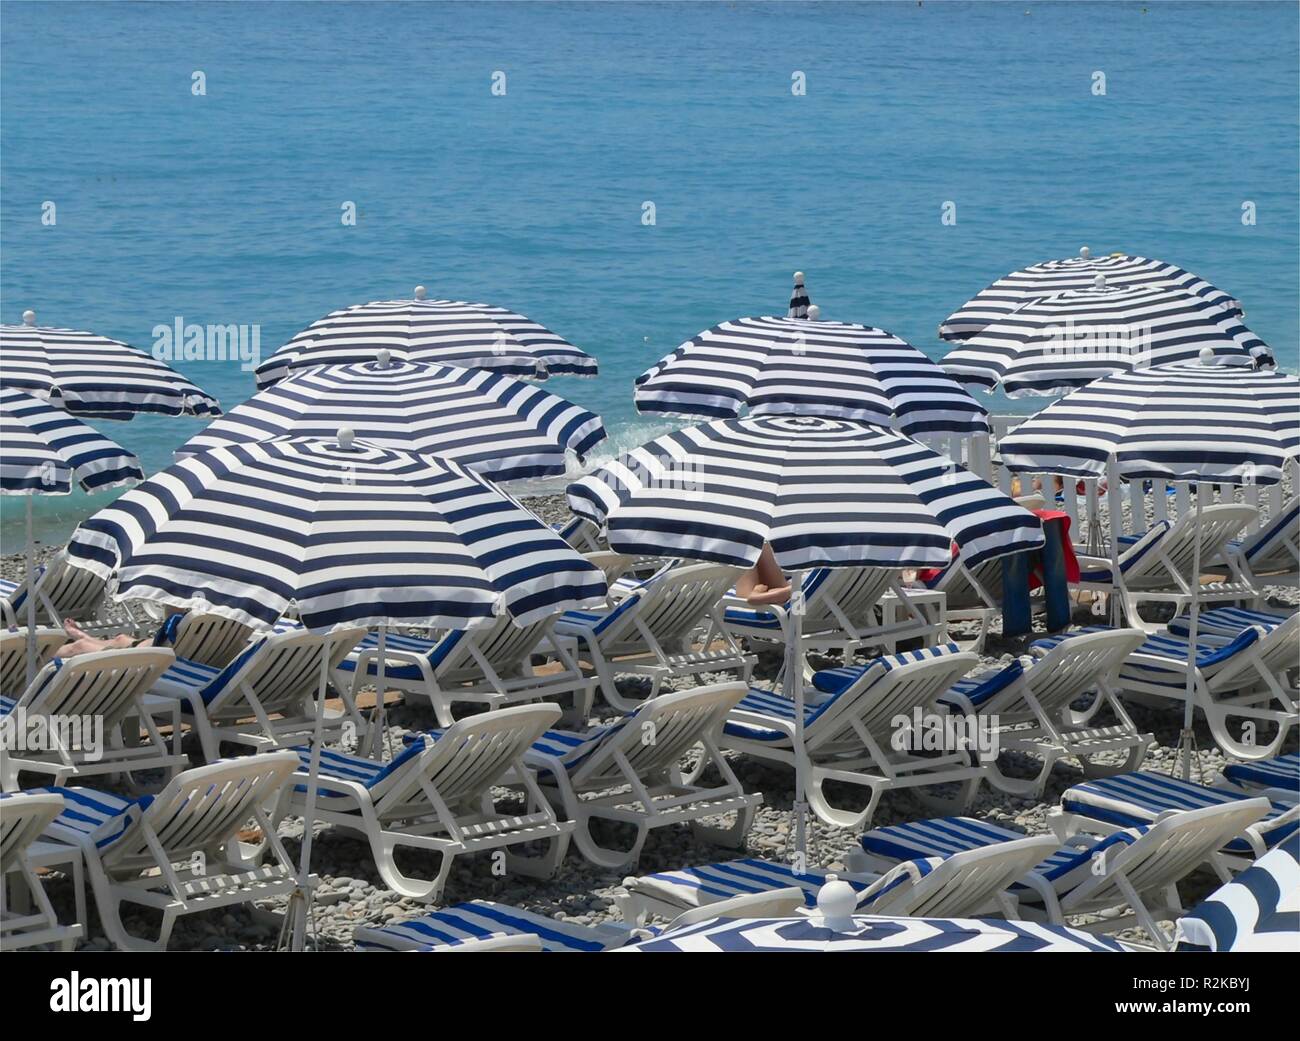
[{"x1": 6, "y1": 491, "x2": 1297, "y2": 952}]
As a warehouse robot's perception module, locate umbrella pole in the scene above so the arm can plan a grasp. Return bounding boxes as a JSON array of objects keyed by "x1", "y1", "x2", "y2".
[
  {"x1": 363, "y1": 626, "x2": 388, "y2": 760},
  {"x1": 1105, "y1": 456, "x2": 1121, "y2": 625},
  {"x1": 24, "y1": 496, "x2": 37, "y2": 687},
  {"x1": 1175, "y1": 487, "x2": 1204, "y2": 782},
  {"x1": 787, "y1": 571, "x2": 809, "y2": 864},
  {"x1": 285, "y1": 634, "x2": 331, "y2": 952}
]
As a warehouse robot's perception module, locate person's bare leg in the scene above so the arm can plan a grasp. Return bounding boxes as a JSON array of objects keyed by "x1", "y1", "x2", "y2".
[{"x1": 55, "y1": 619, "x2": 136, "y2": 659}]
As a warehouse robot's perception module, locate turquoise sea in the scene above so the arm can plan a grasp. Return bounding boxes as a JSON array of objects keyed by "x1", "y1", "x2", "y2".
[{"x1": 2, "y1": 0, "x2": 1297, "y2": 552}]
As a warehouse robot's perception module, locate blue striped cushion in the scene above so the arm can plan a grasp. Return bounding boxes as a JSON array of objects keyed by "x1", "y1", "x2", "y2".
[
  {"x1": 1118, "y1": 628, "x2": 1260, "y2": 687},
  {"x1": 555, "y1": 593, "x2": 641, "y2": 638},
  {"x1": 1167, "y1": 607, "x2": 1293, "y2": 639},
  {"x1": 635, "y1": 858, "x2": 868, "y2": 908},
  {"x1": 30, "y1": 785, "x2": 147, "y2": 850},
  {"x1": 1223, "y1": 754, "x2": 1300, "y2": 792},
  {"x1": 357, "y1": 900, "x2": 621, "y2": 952},
  {"x1": 857, "y1": 857, "x2": 943, "y2": 910},
  {"x1": 155, "y1": 656, "x2": 226, "y2": 705},
  {"x1": 938, "y1": 659, "x2": 1024, "y2": 712},
  {"x1": 526, "y1": 722, "x2": 625, "y2": 775},
  {"x1": 334, "y1": 630, "x2": 461, "y2": 680},
  {"x1": 292, "y1": 738, "x2": 432, "y2": 795},
  {"x1": 0, "y1": 694, "x2": 14, "y2": 717},
  {"x1": 861, "y1": 816, "x2": 1026, "y2": 861},
  {"x1": 1061, "y1": 773, "x2": 1298, "y2": 854},
  {"x1": 1029, "y1": 625, "x2": 1114, "y2": 656},
  {"x1": 1243, "y1": 504, "x2": 1299, "y2": 563},
  {"x1": 1078, "y1": 521, "x2": 1171, "y2": 583},
  {"x1": 810, "y1": 643, "x2": 965, "y2": 697}
]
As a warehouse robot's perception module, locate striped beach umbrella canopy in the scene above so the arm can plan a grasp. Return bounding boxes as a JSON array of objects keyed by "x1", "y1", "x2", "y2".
[
  {"x1": 0, "y1": 387, "x2": 143, "y2": 495},
  {"x1": 1175, "y1": 834, "x2": 1299, "y2": 952},
  {"x1": 66, "y1": 433, "x2": 607, "y2": 633},
  {"x1": 255, "y1": 287, "x2": 596, "y2": 388},
  {"x1": 619, "y1": 914, "x2": 1127, "y2": 952},
  {"x1": 940, "y1": 281, "x2": 1273, "y2": 398},
  {"x1": 634, "y1": 316, "x2": 990, "y2": 436},
  {"x1": 0, "y1": 311, "x2": 221, "y2": 420},
  {"x1": 997, "y1": 359, "x2": 1300, "y2": 484},
  {"x1": 178, "y1": 356, "x2": 606, "y2": 482},
  {"x1": 940, "y1": 246, "x2": 1242, "y2": 341},
  {"x1": 568, "y1": 415, "x2": 1042, "y2": 570}
]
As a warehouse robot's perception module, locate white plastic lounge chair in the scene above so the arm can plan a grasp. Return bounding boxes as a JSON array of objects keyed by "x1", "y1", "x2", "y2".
[
  {"x1": 0, "y1": 581, "x2": 15, "y2": 629},
  {"x1": 154, "y1": 611, "x2": 257, "y2": 668},
  {"x1": 1075, "y1": 505, "x2": 1259, "y2": 632},
  {"x1": 523, "y1": 682, "x2": 762, "y2": 870},
  {"x1": 1166, "y1": 605, "x2": 1295, "y2": 641},
  {"x1": 554, "y1": 514, "x2": 603, "y2": 554},
  {"x1": 553, "y1": 562, "x2": 753, "y2": 712},
  {"x1": 34, "y1": 753, "x2": 300, "y2": 951},
  {"x1": 1209, "y1": 501, "x2": 1299, "y2": 595},
  {"x1": 333, "y1": 614, "x2": 595, "y2": 728},
  {"x1": 1175, "y1": 833, "x2": 1300, "y2": 951},
  {"x1": 0, "y1": 627, "x2": 66, "y2": 697},
  {"x1": 722, "y1": 645, "x2": 986, "y2": 830},
  {"x1": 936, "y1": 628, "x2": 1152, "y2": 796},
  {"x1": 2, "y1": 549, "x2": 138, "y2": 634},
  {"x1": 150, "y1": 627, "x2": 367, "y2": 762},
  {"x1": 354, "y1": 888, "x2": 806, "y2": 952},
  {"x1": 723, "y1": 566, "x2": 944, "y2": 660},
  {"x1": 859, "y1": 802, "x2": 1273, "y2": 950},
  {"x1": 616, "y1": 836, "x2": 1056, "y2": 925},
  {"x1": 0, "y1": 791, "x2": 83, "y2": 950},
  {"x1": 1118, "y1": 619, "x2": 1297, "y2": 760},
  {"x1": 1221, "y1": 753, "x2": 1299, "y2": 798},
  {"x1": 0, "y1": 647, "x2": 184, "y2": 790},
  {"x1": 1048, "y1": 771, "x2": 1299, "y2": 872},
  {"x1": 274, "y1": 704, "x2": 572, "y2": 902}
]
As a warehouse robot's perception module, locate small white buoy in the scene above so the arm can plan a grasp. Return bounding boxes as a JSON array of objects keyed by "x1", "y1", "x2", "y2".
[
  {"x1": 1093, "y1": 274, "x2": 1106, "y2": 289},
  {"x1": 337, "y1": 427, "x2": 355, "y2": 450},
  {"x1": 806, "y1": 304, "x2": 821, "y2": 321},
  {"x1": 22, "y1": 309, "x2": 36, "y2": 326},
  {"x1": 793, "y1": 271, "x2": 805, "y2": 285},
  {"x1": 377, "y1": 348, "x2": 392, "y2": 368},
  {"x1": 815, "y1": 874, "x2": 857, "y2": 932},
  {"x1": 1079, "y1": 246, "x2": 1091, "y2": 259},
  {"x1": 414, "y1": 285, "x2": 427, "y2": 300}
]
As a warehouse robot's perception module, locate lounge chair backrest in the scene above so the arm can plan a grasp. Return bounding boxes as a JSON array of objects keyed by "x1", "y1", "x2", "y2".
[
  {"x1": 0, "y1": 791, "x2": 65, "y2": 864},
  {"x1": 806, "y1": 648, "x2": 979, "y2": 749},
  {"x1": 0, "y1": 629, "x2": 66, "y2": 697},
  {"x1": 556, "y1": 516, "x2": 602, "y2": 553},
  {"x1": 574, "y1": 682, "x2": 746, "y2": 788},
  {"x1": 444, "y1": 615, "x2": 551, "y2": 676},
  {"x1": 797, "y1": 566, "x2": 896, "y2": 633},
  {"x1": 100, "y1": 752, "x2": 299, "y2": 868},
  {"x1": 898, "y1": 835, "x2": 1059, "y2": 917},
  {"x1": 605, "y1": 563, "x2": 740, "y2": 649},
  {"x1": 1128, "y1": 505, "x2": 1258, "y2": 584},
  {"x1": 1024, "y1": 628, "x2": 1147, "y2": 718},
  {"x1": 584, "y1": 551, "x2": 637, "y2": 591},
  {"x1": 927, "y1": 555, "x2": 1004, "y2": 610},
  {"x1": 376, "y1": 703, "x2": 560, "y2": 807},
  {"x1": 19, "y1": 647, "x2": 175, "y2": 732},
  {"x1": 1211, "y1": 613, "x2": 1300, "y2": 686},
  {"x1": 203, "y1": 628, "x2": 365, "y2": 718},
  {"x1": 14, "y1": 551, "x2": 109, "y2": 622},
  {"x1": 665, "y1": 886, "x2": 807, "y2": 929},
  {"x1": 1073, "y1": 799, "x2": 1271, "y2": 909},
  {"x1": 1242, "y1": 502, "x2": 1299, "y2": 571},
  {"x1": 167, "y1": 612, "x2": 257, "y2": 668}
]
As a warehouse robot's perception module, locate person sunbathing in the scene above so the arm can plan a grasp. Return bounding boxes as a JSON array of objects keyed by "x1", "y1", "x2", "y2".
[
  {"x1": 54, "y1": 618, "x2": 152, "y2": 659},
  {"x1": 735, "y1": 543, "x2": 793, "y2": 605}
]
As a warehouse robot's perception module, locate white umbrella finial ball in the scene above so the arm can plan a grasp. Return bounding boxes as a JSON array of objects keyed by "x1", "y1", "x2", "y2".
[
  {"x1": 1094, "y1": 273, "x2": 1106, "y2": 289},
  {"x1": 806, "y1": 304, "x2": 821, "y2": 321},
  {"x1": 1079, "y1": 245, "x2": 1091, "y2": 259},
  {"x1": 1199, "y1": 346, "x2": 1216, "y2": 366},
  {"x1": 22, "y1": 309, "x2": 36, "y2": 326},
  {"x1": 815, "y1": 875, "x2": 858, "y2": 931},
  {"x1": 793, "y1": 271, "x2": 805, "y2": 285},
  {"x1": 413, "y1": 285, "x2": 427, "y2": 300},
  {"x1": 337, "y1": 427, "x2": 355, "y2": 450},
  {"x1": 377, "y1": 348, "x2": 392, "y2": 368}
]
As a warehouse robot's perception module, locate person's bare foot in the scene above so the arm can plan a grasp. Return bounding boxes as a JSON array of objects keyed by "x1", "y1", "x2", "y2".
[{"x1": 62, "y1": 618, "x2": 92, "y2": 641}]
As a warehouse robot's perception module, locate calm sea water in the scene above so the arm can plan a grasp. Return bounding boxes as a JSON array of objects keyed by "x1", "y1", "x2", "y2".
[{"x1": 2, "y1": 0, "x2": 1297, "y2": 552}]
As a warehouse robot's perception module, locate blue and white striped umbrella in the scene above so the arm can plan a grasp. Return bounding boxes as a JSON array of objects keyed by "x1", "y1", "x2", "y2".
[
  {"x1": 997, "y1": 361, "x2": 1300, "y2": 484},
  {"x1": 940, "y1": 247, "x2": 1242, "y2": 341},
  {"x1": 619, "y1": 914, "x2": 1128, "y2": 952},
  {"x1": 634, "y1": 316, "x2": 990, "y2": 436},
  {"x1": 1175, "y1": 834, "x2": 1299, "y2": 952},
  {"x1": 254, "y1": 287, "x2": 596, "y2": 388},
  {"x1": 0, "y1": 312, "x2": 221, "y2": 419},
  {"x1": 568, "y1": 415, "x2": 1042, "y2": 570},
  {"x1": 0, "y1": 387, "x2": 143, "y2": 495},
  {"x1": 941, "y1": 282, "x2": 1274, "y2": 397},
  {"x1": 66, "y1": 434, "x2": 607, "y2": 633},
  {"x1": 178, "y1": 357, "x2": 606, "y2": 482}
]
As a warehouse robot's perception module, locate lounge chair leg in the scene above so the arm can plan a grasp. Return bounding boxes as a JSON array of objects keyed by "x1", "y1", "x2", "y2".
[
  {"x1": 806, "y1": 773, "x2": 884, "y2": 831},
  {"x1": 1077, "y1": 737, "x2": 1151, "y2": 779},
  {"x1": 912, "y1": 772, "x2": 983, "y2": 816},
  {"x1": 690, "y1": 801, "x2": 757, "y2": 850},
  {"x1": 571, "y1": 813, "x2": 649, "y2": 871},
  {"x1": 504, "y1": 831, "x2": 571, "y2": 879},
  {"x1": 374, "y1": 835, "x2": 455, "y2": 902}
]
